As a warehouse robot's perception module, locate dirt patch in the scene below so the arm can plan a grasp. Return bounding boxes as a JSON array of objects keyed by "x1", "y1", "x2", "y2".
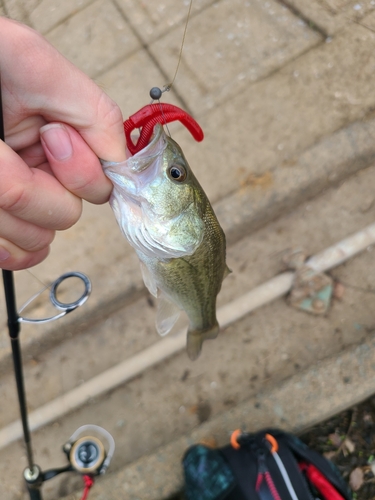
[{"x1": 301, "y1": 397, "x2": 375, "y2": 499}]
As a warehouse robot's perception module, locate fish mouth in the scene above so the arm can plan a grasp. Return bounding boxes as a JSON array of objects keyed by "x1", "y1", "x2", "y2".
[
  {"x1": 129, "y1": 124, "x2": 167, "y2": 173},
  {"x1": 103, "y1": 124, "x2": 168, "y2": 196}
]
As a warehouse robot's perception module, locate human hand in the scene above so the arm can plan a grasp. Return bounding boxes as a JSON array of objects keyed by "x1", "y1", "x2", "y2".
[{"x1": 0, "y1": 17, "x2": 126, "y2": 270}]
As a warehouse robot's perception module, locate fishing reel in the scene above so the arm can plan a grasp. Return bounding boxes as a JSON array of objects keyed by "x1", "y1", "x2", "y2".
[
  {"x1": 63, "y1": 425, "x2": 115, "y2": 476},
  {"x1": 25, "y1": 425, "x2": 115, "y2": 497}
]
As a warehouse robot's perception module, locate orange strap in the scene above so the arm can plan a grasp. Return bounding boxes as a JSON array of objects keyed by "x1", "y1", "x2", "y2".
[
  {"x1": 230, "y1": 429, "x2": 242, "y2": 449},
  {"x1": 265, "y1": 433, "x2": 278, "y2": 453},
  {"x1": 231, "y1": 431, "x2": 279, "y2": 453}
]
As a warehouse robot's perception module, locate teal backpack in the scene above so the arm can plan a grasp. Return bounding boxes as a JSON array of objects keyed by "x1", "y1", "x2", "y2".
[{"x1": 182, "y1": 429, "x2": 352, "y2": 500}]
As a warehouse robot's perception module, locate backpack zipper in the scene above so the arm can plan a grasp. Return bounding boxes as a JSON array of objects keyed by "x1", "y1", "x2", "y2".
[{"x1": 256, "y1": 449, "x2": 283, "y2": 500}]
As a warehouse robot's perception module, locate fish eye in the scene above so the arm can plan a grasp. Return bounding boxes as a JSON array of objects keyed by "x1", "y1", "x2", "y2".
[{"x1": 168, "y1": 164, "x2": 187, "y2": 182}]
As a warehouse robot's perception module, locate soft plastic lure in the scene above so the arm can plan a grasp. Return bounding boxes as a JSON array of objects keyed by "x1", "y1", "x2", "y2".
[{"x1": 123, "y1": 102, "x2": 204, "y2": 155}]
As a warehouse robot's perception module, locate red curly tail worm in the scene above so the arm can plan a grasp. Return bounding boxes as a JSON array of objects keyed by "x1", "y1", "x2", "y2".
[{"x1": 124, "y1": 103, "x2": 204, "y2": 155}]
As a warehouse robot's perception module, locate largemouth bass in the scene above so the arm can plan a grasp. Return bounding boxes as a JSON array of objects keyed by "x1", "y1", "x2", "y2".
[{"x1": 102, "y1": 124, "x2": 229, "y2": 360}]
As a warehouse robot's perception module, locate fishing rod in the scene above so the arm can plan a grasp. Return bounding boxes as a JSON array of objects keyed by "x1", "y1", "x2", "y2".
[{"x1": 0, "y1": 81, "x2": 114, "y2": 500}]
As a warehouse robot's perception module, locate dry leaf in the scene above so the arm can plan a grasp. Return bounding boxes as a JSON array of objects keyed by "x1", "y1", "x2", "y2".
[
  {"x1": 349, "y1": 467, "x2": 364, "y2": 491},
  {"x1": 343, "y1": 437, "x2": 355, "y2": 454},
  {"x1": 329, "y1": 432, "x2": 342, "y2": 448},
  {"x1": 363, "y1": 412, "x2": 373, "y2": 424}
]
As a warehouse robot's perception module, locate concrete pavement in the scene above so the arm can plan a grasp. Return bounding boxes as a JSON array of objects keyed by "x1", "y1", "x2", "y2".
[
  {"x1": 2, "y1": 0, "x2": 375, "y2": 498},
  {"x1": 2, "y1": 0, "x2": 375, "y2": 369}
]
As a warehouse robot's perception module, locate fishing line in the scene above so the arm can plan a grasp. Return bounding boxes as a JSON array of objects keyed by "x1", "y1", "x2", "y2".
[
  {"x1": 149, "y1": 0, "x2": 194, "y2": 137},
  {"x1": 158, "y1": 101, "x2": 172, "y2": 138},
  {"x1": 165, "y1": 0, "x2": 194, "y2": 91},
  {"x1": 26, "y1": 269, "x2": 52, "y2": 290}
]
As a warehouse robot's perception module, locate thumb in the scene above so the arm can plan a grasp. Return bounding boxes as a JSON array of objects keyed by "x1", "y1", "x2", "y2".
[{"x1": 40, "y1": 123, "x2": 113, "y2": 204}]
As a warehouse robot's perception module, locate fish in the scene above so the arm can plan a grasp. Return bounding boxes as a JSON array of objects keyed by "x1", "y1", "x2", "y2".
[{"x1": 102, "y1": 124, "x2": 229, "y2": 360}]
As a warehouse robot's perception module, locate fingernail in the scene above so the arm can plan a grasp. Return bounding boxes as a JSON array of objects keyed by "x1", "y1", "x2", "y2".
[
  {"x1": 40, "y1": 123, "x2": 73, "y2": 161},
  {"x1": 0, "y1": 247, "x2": 10, "y2": 261}
]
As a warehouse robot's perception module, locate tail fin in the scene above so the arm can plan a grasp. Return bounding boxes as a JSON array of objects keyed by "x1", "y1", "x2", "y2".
[{"x1": 186, "y1": 322, "x2": 220, "y2": 361}]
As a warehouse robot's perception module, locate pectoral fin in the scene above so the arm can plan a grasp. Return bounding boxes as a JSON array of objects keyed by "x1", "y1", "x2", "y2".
[
  {"x1": 186, "y1": 321, "x2": 220, "y2": 361},
  {"x1": 140, "y1": 261, "x2": 157, "y2": 297},
  {"x1": 156, "y1": 292, "x2": 181, "y2": 336}
]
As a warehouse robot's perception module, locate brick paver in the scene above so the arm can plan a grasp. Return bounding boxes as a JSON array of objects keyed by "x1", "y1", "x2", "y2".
[
  {"x1": 149, "y1": 0, "x2": 322, "y2": 115},
  {"x1": 285, "y1": 0, "x2": 375, "y2": 35},
  {"x1": 45, "y1": 0, "x2": 140, "y2": 78},
  {"x1": 2, "y1": 1, "x2": 375, "y2": 498}
]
